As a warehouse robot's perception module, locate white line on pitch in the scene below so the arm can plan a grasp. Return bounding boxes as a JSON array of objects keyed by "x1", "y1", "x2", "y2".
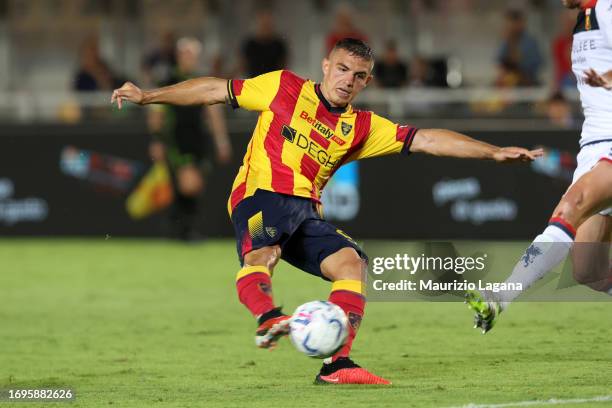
[{"x1": 446, "y1": 395, "x2": 612, "y2": 408}]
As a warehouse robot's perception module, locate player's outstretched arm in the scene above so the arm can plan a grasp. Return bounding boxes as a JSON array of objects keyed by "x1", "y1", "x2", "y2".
[
  {"x1": 410, "y1": 128, "x2": 543, "y2": 163},
  {"x1": 111, "y1": 77, "x2": 229, "y2": 109}
]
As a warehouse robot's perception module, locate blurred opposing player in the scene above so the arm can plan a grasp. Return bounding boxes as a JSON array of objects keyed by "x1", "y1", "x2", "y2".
[
  {"x1": 112, "y1": 39, "x2": 541, "y2": 384},
  {"x1": 148, "y1": 38, "x2": 232, "y2": 240},
  {"x1": 467, "y1": 0, "x2": 612, "y2": 333}
]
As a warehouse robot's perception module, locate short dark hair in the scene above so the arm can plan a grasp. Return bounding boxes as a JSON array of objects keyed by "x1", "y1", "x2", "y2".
[{"x1": 332, "y1": 38, "x2": 373, "y2": 62}]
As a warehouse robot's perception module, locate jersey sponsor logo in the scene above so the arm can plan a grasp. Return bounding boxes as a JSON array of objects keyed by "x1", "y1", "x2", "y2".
[
  {"x1": 300, "y1": 110, "x2": 335, "y2": 139},
  {"x1": 341, "y1": 122, "x2": 352, "y2": 136},
  {"x1": 281, "y1": 125, "x2": 297, "y2": 142},
  {"x1": 573, "y1": 39, "x2": 597, "y2": 53},
  {"x1": 281, "y1": 125, "x2": 339, "y2": 169},
  {"x1": 299, "y1": 111, "x2": 347, "y2": 146}
]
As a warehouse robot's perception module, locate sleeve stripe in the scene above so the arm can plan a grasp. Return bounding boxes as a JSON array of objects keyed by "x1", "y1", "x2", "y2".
[
  {"x1": 227, "y1": 79, "x2": 239, "y2": 109},
  {"x1": 401, "y1": 127, "x2": 419, "y2": 155}
]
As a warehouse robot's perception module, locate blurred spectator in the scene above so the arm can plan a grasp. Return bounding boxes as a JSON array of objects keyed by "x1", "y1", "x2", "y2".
[
  {"x1": 545, "y1": 91, "x2": 574, "y2": 128},
  {"x1": 408, "y1": 56, "x2": 437, "y2": 87},
  {"x1": 325, "y1": 4, "x2": 368, "y2": 54},
  {"x1": 73, "y1": 35, "x2": 125, "y2": 92},
  {"x1": 142, "y1": 31, "x2": 177, "y2": 87},
  {"x1": 479, "y1": 59, "x2": 524, "y2": 114},
  {"x1": 240, "y1": 10, "x2": 288, "y2": 77},
  {"x1": 373, "y1": 40, "x2": 408, "y2": 88},
  {"x1": 148, "y1": 37, "x2": 232, "y2": 241},
  {"x1": 496, "y1": 9, "x2": 543, "y2": 86},
  {"x1": 495, "y1": 60, "x2": 523, "y2": 88},
  {"x1": 552, "y1": 9, "x2": 577, "y2": 91}
]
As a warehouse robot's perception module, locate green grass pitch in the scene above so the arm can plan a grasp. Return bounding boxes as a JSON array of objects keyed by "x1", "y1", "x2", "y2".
[{"x1": 1, "y1": 239, "x2": 611, "y2": 407}]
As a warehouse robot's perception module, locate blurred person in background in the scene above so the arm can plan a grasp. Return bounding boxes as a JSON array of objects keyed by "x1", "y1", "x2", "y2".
[
  {"x1": 74, "y1": 35, "x2": 126, "y2": 92},
  {"x1": 545, "y1": 91, "x2": 575, "y2": 128},
  {"x1": 496, "y1": 9, "x2": 543, "y2": 86},
  {"x1": 373, "y1": 40, "x2": 408, "y2": 88},
  {"x1": 240, "y1": 10, "x2": 288, "y2": 77},
  {"x1": 494, "y1": 59, "x2": 523, "y2": 88},
  {"x1": 142, "y1": 31, "x2": 177, "y2": 87},
  {"x1": 408, "y1": 55, "x2": 436, "y2": 87},
  {"x1": 552, "y1": 9, "x2": 579, "y2": 90},
  {"x1": 148, "y1": 37, "x2": 232, "y2": 241},
  {"x1": 324, "y1": 3, "x2": 368, "y2": 54}
]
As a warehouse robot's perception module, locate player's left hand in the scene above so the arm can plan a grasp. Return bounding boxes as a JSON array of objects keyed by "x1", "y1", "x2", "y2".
[
  {"x1": 493, "y1": 147, "x2": 544, "y2": 163},
  {"x1": 584, "y1": 68, "x2": 612, "y2": 90}
]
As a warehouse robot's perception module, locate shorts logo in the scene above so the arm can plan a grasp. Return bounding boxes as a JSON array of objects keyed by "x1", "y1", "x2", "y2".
[
  {"x1": 265, "y1": 226, "x2": 278, "y2": 238},
  {"x1": 341, "y1": 122, "x2": 352, "y2": 136},
  {"x1": 348, "y1": 312, "x2": 362, "y2": 331}
]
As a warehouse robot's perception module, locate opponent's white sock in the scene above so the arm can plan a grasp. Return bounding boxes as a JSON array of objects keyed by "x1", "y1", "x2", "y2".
[{"x1": 497, "y1": 218, "x2": 576, "y2": 309}]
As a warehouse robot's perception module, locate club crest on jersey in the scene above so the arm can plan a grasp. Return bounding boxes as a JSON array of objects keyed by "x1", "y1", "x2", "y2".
[
  {"x1": 586, "y1": 8, "x2": 592, "y2": 31},
  {"x1": 341, "y1": 122, "x2": 352, "y2": 136}
]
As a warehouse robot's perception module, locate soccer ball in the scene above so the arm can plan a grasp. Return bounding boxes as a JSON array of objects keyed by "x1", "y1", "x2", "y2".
[{"x1": 289, "y1": 301, "x2": 349, "y2": 358}]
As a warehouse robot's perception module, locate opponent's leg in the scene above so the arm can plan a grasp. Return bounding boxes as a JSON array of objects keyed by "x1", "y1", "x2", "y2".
[
  {"x1": 467, "y1": 161, "x2": 612, "y2": 332},
  {"x1": 572, "y1": 215, "x2": 612, "y2": 293},
  {"x1": 236, "y1": 246, "x2": 290, "y2": 349},
  {"x1": 314, "y1": 247, "x2": 390, "y2": 385}
]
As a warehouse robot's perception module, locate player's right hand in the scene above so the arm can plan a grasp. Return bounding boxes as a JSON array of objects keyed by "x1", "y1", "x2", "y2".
[{"x1": 111, "y1": 82, "x2": 144, "y2": 109}]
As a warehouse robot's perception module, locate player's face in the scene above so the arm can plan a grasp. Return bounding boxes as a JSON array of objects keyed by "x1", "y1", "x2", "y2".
[
  {"x1": 561, "y1": 0, "x2": 583, "y2": 8},
  {"x1": 321, "y1": 48, "x2": 373, "y2": 107}
]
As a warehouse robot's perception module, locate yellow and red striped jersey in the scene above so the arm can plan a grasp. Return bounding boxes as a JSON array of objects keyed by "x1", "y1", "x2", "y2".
[{"x1": 227, "y1": 70, "x2": 418, "y2": 214}]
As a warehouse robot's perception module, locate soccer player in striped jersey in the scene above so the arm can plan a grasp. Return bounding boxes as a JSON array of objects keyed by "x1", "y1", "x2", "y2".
[
  {"x1": 466, "y1": 0, "x2": 612, "y2": 334},
  {"x1": 112, "y1": 38, "x2": 541, "y2": 384}
]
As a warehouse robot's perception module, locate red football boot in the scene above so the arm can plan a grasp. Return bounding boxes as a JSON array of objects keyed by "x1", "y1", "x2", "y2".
[
  {"x1": 255, "y1": 308, "x2": 291, "y2": 349},
  {"x1": 314, "y1": 357, "x2": 391, "y2": 385}
]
